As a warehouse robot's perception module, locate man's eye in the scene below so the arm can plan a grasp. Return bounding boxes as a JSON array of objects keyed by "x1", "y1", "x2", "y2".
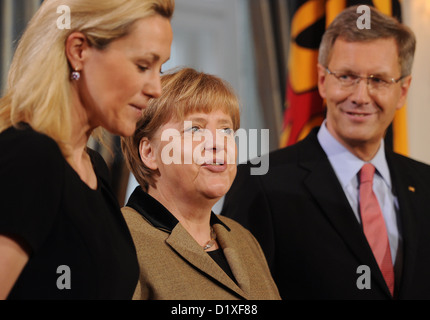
[
  {"x1": 370, "y1": 77, "x2": 385, "y2": 84},
  {"x1": 339, "y1": 74, "x2": 357, "y2": 81}
]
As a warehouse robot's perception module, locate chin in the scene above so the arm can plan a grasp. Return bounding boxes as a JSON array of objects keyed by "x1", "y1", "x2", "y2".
[
  {"x1": 110, "y1": 122, "x2": 137, "y2": 138},
  {"x1": 203, "y1": 185, "x2": 230, "y2": 200},
  {"x1": 344, "y1": 129, "x2": 376, "y2": 144}
]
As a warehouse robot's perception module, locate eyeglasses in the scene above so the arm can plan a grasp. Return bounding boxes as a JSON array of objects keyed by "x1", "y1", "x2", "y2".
[{"x1": 325, "y1": 67, "x2": 406, "y2": 92}]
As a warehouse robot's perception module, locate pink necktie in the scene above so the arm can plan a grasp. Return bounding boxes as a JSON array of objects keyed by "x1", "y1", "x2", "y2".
[{"x1": 359, "y1": 163, "x2": 394, "y2": 295}]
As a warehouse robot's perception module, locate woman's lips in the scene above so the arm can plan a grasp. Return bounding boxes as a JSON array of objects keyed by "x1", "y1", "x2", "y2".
[
  {"x1": 202, "y1": 160, "x2": 227, "y2": 172},
  {"x1": 129, "y1": 104, "x2": 145, "y2": 118}
]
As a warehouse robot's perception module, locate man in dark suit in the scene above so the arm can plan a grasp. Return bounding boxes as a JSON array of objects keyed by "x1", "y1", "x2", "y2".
[{"x1": 222, "y1": 6, "x2": 430, "y2": 299}]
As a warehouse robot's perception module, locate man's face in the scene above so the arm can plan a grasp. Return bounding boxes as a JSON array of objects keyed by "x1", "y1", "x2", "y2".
[{"x1": 317, "y1": 38, "x2": 411, "y2": 154}]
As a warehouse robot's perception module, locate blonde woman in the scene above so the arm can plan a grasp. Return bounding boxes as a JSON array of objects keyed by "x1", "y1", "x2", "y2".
[
  {"x1": 0, "y1": 0, "x2": 173, "y2": 299},
  {"x1": 121, "y1": 68, "x2": 280, "y2": 300}
]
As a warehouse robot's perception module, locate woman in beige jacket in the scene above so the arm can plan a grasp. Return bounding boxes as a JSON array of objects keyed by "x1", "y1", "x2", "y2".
[{"x1": 121, "y1": 67, "x2": 280, "y2": 300}]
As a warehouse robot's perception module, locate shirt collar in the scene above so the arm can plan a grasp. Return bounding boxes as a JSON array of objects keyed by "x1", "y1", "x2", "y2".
[
  {"x1": 317, "y1": 120, "x2": 392, "y2": 189},
  {"x1": 126, "y1": 186, "x2": 231, "y2": 233}
]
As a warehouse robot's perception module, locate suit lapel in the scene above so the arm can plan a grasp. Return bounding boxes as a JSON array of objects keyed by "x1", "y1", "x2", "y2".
[
  {"x1": 299, "y1": 131, "x2": 392, "y2": 296},
  {"x1": 386, "y1": 152, "x2": 420, "y2": 298},
  {"x1": 165, "y1": 223, "x2": 247, "y2": 299},
  {"x1": 213, "y1": 224, "x2": 251, "y2": 295}
]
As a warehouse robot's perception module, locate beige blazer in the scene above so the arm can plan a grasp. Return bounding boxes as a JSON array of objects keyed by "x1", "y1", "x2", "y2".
[{"x1": 121, "y1": 188, "x2": 280, "y2": 300}]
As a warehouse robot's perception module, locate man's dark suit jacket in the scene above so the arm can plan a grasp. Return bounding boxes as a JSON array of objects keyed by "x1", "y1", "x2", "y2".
[{"x1": 222, "y1": 127, "x2": 430, "y2": 299}]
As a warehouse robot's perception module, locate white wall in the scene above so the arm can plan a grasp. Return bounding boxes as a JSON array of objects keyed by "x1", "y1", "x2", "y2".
[{"x1": 402, "y1": 0, "x2": 430, "y2": 165}]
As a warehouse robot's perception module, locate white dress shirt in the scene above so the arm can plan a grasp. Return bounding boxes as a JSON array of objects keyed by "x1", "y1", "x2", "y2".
[{"x1": 317, "y1": 121, "x2": 400, "y2": 264}]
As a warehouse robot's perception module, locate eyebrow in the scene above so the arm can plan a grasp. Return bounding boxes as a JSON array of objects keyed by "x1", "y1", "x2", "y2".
[
  {"x1": 140, "y1": 54, "x2": 159, "y2": 62},
  {"x1": 335, "y1": 67, "x2": 393, "y2": 77},
  {"x1": 187, "y1": 116, "x2": 233, "y2": 126},
  {"x1": 186, "y1": 117, "x2": 206, "y2": 124},
  {"x1": 217, "y1": 119, "x2": 234, "y2": 127},
  {"x1": 137, "y1": 54, "x2": 171, "y2": 68}
]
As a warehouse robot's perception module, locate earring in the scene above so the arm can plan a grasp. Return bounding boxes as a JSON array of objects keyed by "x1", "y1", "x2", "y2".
[{"x1": 70, "y1": 67, "x2": 80, "y2": 81}]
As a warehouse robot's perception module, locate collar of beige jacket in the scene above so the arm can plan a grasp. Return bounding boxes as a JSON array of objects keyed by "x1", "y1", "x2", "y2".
[
  {"x1": 126, "y1": 186, "x2": 230, "y2": 233},
  {"x1": 166, "y1": 222, "x2": 248, "y2": 299}
]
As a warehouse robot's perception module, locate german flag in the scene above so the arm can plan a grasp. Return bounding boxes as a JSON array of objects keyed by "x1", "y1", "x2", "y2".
[{"x1": 279, "y1": 0, "x2": 407, "y2": 156}]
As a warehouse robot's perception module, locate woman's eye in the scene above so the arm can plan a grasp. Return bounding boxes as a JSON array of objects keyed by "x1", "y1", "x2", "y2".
[
  {"x1": 220, "y1": 128, "x2": 234, "y2": 135},
  {"x1": 185, "y1": 126, "x2": 201, "y2": 133},
  {"x1": 137, "y1": 65, "x2": 149, "y2": 72}
]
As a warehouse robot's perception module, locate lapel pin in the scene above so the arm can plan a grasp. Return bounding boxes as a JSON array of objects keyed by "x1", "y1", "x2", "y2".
[{"x1": 408, "y1": 186, "x2": 415, "y2": 192}]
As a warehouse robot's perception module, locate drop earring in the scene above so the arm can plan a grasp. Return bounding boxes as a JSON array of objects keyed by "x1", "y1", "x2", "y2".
[{"x1": 70, "y1": 67, "x2": 81, "y2": 81}]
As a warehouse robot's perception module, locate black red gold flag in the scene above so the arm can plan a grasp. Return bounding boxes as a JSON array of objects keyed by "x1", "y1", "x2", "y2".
[{"x1": 279, "y1": 0, "x2": 407, "y2": 155}]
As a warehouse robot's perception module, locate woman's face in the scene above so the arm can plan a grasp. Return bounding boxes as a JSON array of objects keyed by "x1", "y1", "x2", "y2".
[
  {"x1": 78, "y1": 15, "x2": 173, "y2": 137},
  {"x1": 144, "y1": 109, "x2": 237, "y2": 202}
]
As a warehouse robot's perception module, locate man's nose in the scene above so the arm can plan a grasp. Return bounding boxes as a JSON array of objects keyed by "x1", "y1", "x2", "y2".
[{"x1": 349, "y1": 77, "x2": 372, "y2": 105}]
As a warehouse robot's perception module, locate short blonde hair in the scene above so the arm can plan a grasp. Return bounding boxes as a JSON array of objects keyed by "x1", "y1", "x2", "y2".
[
  {"x1": 318, "y1": 5, "x2": 416, "y2": 76},
  {"x1": 0, "y1": 0, "x2": 174, "y2": 156},
  {"x1": 122, "y1": 67, "x2": 240, "y2": 191}
]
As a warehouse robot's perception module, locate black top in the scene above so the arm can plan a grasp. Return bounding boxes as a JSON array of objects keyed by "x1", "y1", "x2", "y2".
[
  {"x1": 0, "y1": 124, "x2": 139, "y2": 299},
  {"x1": 207, "y1": 249, "x2": 237, "y2": 284}
]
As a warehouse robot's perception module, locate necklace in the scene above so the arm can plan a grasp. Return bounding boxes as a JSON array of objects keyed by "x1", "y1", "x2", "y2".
[{"x1": 203, "y1": 227, "x2": 217, "y2": 250}]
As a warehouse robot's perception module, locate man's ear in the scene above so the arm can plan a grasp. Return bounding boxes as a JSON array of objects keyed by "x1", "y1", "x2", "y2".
[
  {"x1": 139, "y1": 138, "x2": 158, "y2": 170},
  {"x1": 317, "y1": 63, "x2": 327, "y2": 99},
  {"x1": 396, "y1": 75, "x2": 412, "y2": 111},
  {"x1": 65, "y1": 32, "x2": 90, "y2": 71}
]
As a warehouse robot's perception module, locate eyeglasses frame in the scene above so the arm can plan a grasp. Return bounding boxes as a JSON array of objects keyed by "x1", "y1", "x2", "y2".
[{"x1": 324, "y1": 66, "x2": 406, "y2": 90}]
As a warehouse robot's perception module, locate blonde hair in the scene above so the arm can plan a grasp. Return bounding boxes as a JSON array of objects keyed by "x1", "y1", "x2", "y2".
[
  {"x1": 318, "y1": 5, "x2": 415, "y2": 77},
  {"x1": 0, "y1": 0, "x2": 174, "y2": 156},
  {"x1": 121, "y1": 67, "x2": 240, "y2": 191}
]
